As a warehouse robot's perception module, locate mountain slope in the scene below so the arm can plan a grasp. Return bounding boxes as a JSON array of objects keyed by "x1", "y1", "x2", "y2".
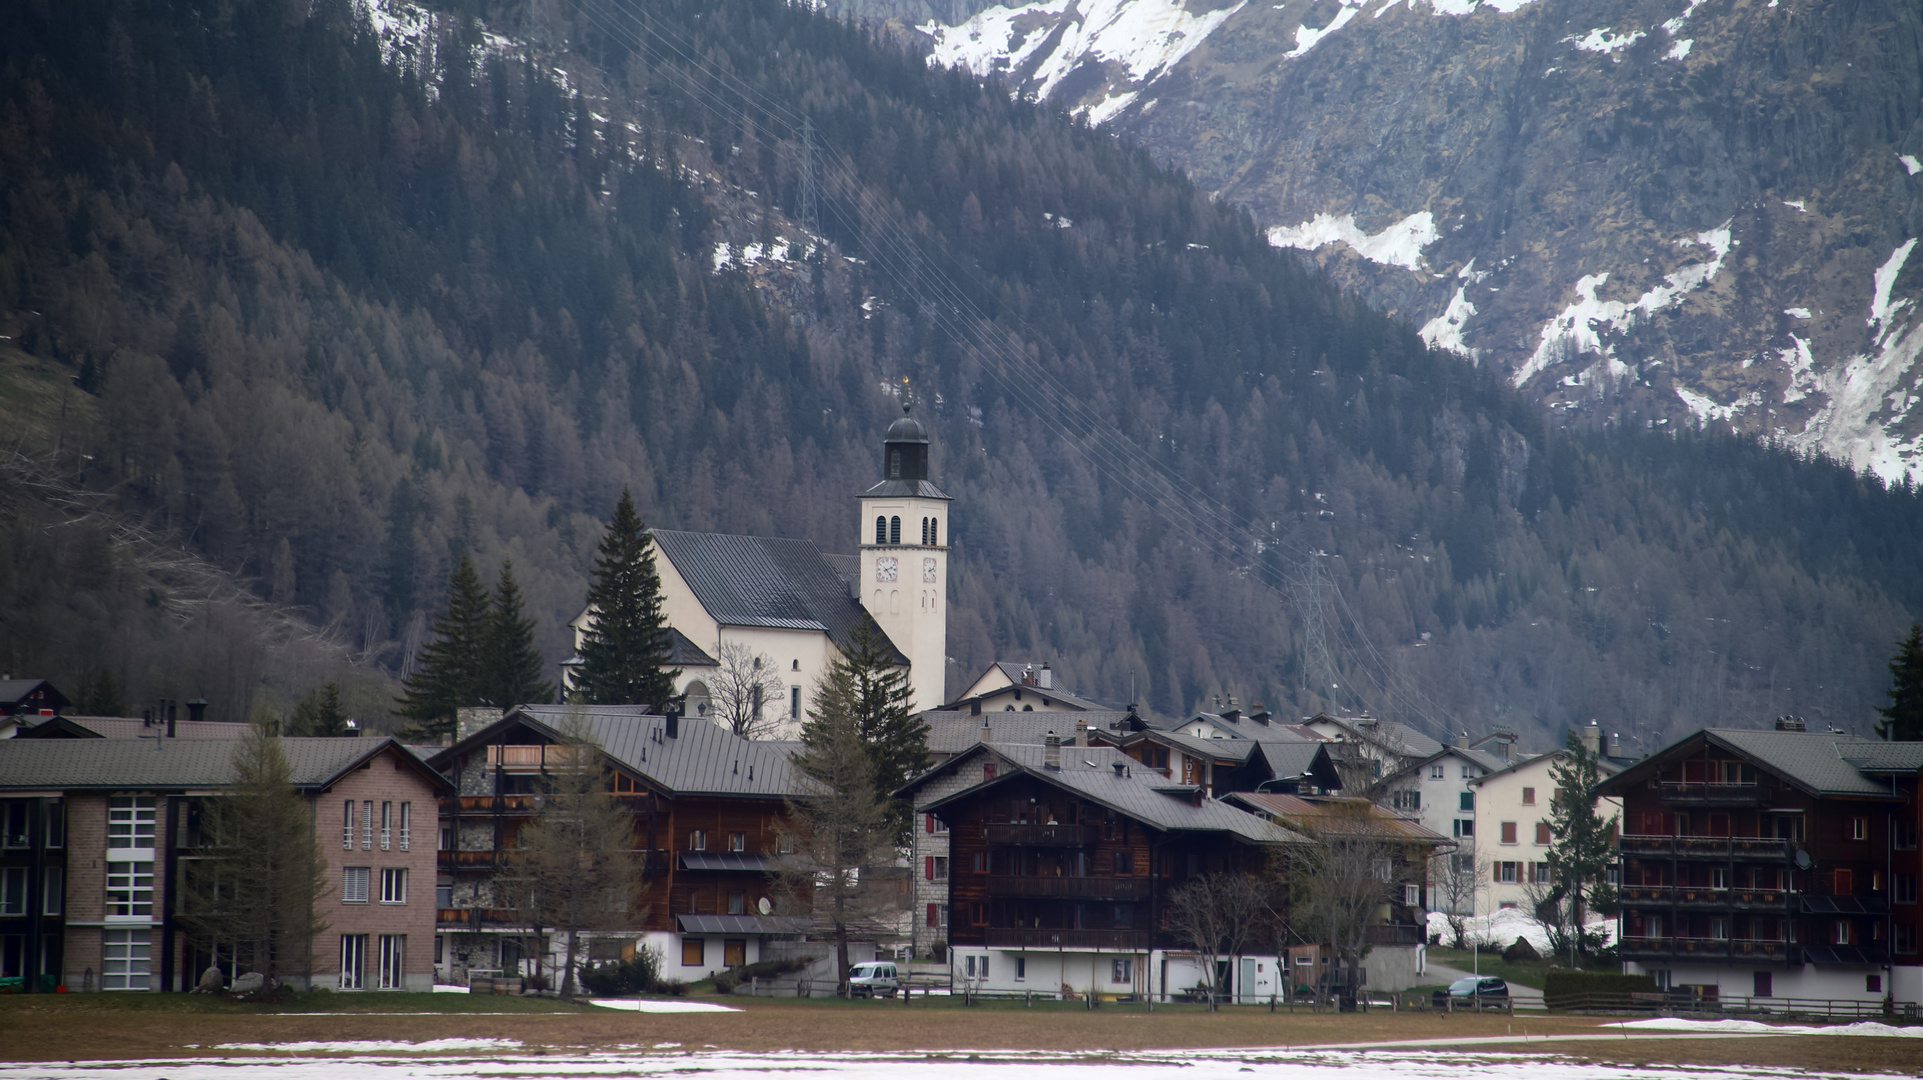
[
  {"x1": 897, "y1": 0, "x2": 1923, "y2": 481},
  {"x1": 0, "y1": 0, "x2": 1918, "y2": 745}
]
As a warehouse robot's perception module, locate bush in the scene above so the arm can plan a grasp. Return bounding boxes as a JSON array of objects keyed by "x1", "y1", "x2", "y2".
[
  {"x1": 712, "y1": 957, "x2": 812, "y2": 994},
  {"x1": 579, "y1": 947, "x2": 663, "y2": 997},
  {"x1": 656, "y1": 979, "x2": 689, "y2": 996},
  {"x1": 1542, "y1": 971, "x2": 1657, "y2": 1009},
  {"x1": 1502, "y1": 937, "x2": 1540, "y2": 962}
]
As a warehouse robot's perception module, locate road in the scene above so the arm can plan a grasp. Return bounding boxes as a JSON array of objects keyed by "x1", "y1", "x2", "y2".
[{"x1": 1424, "y1": 961, "x2": 1546, "y2": 1010}]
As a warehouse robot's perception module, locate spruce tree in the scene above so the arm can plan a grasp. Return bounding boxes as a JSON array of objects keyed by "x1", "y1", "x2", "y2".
[
  {"x1": 396, "y1": 554, "x2": 490, "y2": 741},
  {"x1": 1544, "y1": 728, "x2": 1620, "y2": 958},
  {"x1": 287, "y1": 682, "x2": 349, "y2": 736},
  {"x1": 1875, "y1": 623, "x2": 1923, "y2": 741},
  {"x1": 483, "y1": 559, "x2": 553, "y2": 709},
  {"x1": 808, "y1": 621, "x2": 928, "y2": 842},
  {"x1": 574, "y1": 489, "x2": 679, "y2": 707}
]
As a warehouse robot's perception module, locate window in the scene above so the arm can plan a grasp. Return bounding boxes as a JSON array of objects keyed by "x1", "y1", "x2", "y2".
[
  {"x1": 932, "y1": 857, "x2": 948, "y2": 880},
  {"x1": 728, "y1": 891, "x2": 746, "y2": 915},
  {"x1": 108, "y1": 796, "x2": 156, "y2": 849},
  {"x1": 1867, "y1": 974, "x2": 1882, "y2": 994},
  {"x1": 1833, "y1": 920, "x2": 1853, "y2": 945},
  {"x1": 343, "y1": 866, "x2": 371, "y2": 904},
  {"x1": 1850, "y1": 816, "x2": 1868, "y2": 841},
  {"x1": 690, "y1": 830, "x2": 707, "y2": 852},
  {"x1": 1113, "y1": 904, "x2": 1134, "y2": 928},
  {"x1": 1391, "y1": 790, "x2": 1420, "y2": 811},
  {"x1": 1895, "y1": 874, "x2": 1918, "y2": 904},
  {"x1": 889, "y1": 516, "x2": 901, "y2": 544},
  {"x1": 928, "y1": 519, "x2": 939, "y2": 545},
  {"x1": 1753, "y1": 971, "x2": 1772, "y2": 998},
  {"x1": 1015, "y1": 957, "x2": 1026, "y2": 981},
  {"x1": 1460, "y1": 765, "x2": 1476, "y2": 779},
  {"x1": 378, "y1": 934, "x2": 406, "y2": 990},
  {"x1": 440, "y1": 826, "x2": 452, "y2": 851},
  {"x1": 983, "y1": 764, "x2": 997, "y2": 781},
  {"x1": 1500, "y1": 822, "x2": 1518, "y2": 845},
  {"x1": 925, "y1": 814, "x2": 948, "y2": 835},
  {"x1": 926, "y1": 903, "x2": 939, "y2": 930},
  {"x1": 1521, "y1": 787, "x2": 1536, "y2": 806},
  {"x1": 1, "y1": 801, "x2": 26, "y2": 849},
  {"x1": 44, "y1": 800, "x2": 63, "y2": 849},
  {"x1": 874, "y1": 516, "x2": 886, "y2": 544},
  {"x1": 1459, "y1": 792, "x2": 1475, "y2": 812},
  {"x1": 1834, "y1": 868, "x2": 1854, "y2": 896},
  {"x1": 1897, "y1": 924, "x2": 1918, "y2": 955},
  {"x1": 1453, "y1": 819, "x2": 1473, "y2": 837},
  {"x1": 729, "y1": 832, "x2": 746, "y2": 852},
  {"x1": 1496, "y1": 862, "x2": 1519, "y2": 883},
  {"x1": 362, "y1": 801, "x2": 373, "y2": 850},
  {"x1": 1112, "y1": 958, "x2": 1134, "y2": 983},
  {"x1": 1429, "y1": 764, "x2": 1445, "y2": 780},
  {"x1": 343, "y1": 800, "x2": 355, "y2": 849},
  {"x1": 778, "y1": 834, "x2": 795, "y2": 854},
  {"x1": 724, "y1": 939, "x2": 747, "y2": 967},
  {"x1": 0, "y1": 867, "x2": 24, "y2": 915},
  {"x1": 1709, "y1": 917, "x2": 1729, "y2": 940},
  {"x1": 398, "y1": 803, "x2": 411, "y2": 851},
  {"x1": 790, "y1": 686, "x2": 801, "y2": 721},
  {"x1": 1897, "y1": 820, "x2": 1919, "y2": 850},
  {"x1": 1535, "y1": 822, "x2": 1552, "y2": 845},
  {"x1": 340, "y1": 934, "x2": 367, "y2": 989},
  {"x1": 436, "y1": 883, "x2": 452, "y2": 908},
  {"x1": 43, "y1": 866, "x2": 62, "y2": 915},
  {"x1": 682, "y1": 938, "x2": 705, "y2": 966},
  {"x1": 1531, "y1": 862, "x2": 1553, "y2": 885},
  {"x1": 380, "y1": 868, "x2": 408, "y2": 904},
  {"x1": 963, "y1": 954, "x2": 976, "y2": 977},
  {"x1": 379, "y1": 802, "x2": 392, "y2": 850},
  {"x1": 977, "y1": 955, "x2": 988, "y2": 979},
  {"x1": 106, "y1": 861, "x2": 154, "y2": 916},
  {"x1": 102, "y1": 929, "x2": 151, "y2": 990},
  {"x1": 921, "y1": 517, "x2": 929, "y2": 545},
  {"x1": 1404, "y1": 883, "x2": 1421, "y2": 906},
  {"x1": 1113, "y1": 850, "x2": 1133, "y2": 875}
]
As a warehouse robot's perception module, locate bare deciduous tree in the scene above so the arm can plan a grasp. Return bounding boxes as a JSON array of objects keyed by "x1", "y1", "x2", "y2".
[
  {"x1": 1287, "y1": 805, "x2": 1405, "y2": 1004},
  {"x1": 496, "y1": 719, "x2": 645, "y2": 999},
  {"x1": 711, "y1": 642, "x2": 787, "y2": 739},
  {"x1": 1430, "y1": 846, "x2": 1486, "y2": 949},
  {"x1": 1166, "y1": 872, "x2": 1270, "y2": 1009}
]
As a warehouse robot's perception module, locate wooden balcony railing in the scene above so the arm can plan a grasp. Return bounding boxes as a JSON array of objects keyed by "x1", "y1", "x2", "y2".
[
  {"x1": 438, "y1": 850, "x2": 498, "y2": 871},
  {"x1": 1365, "y1": 923, "x2": 1425, "y2": 946},
  {"x1": 985, "y1": 824, "x2": 1091, "y2": 847},
  {"x1": 985, "y1": 876, "x2": 1150, "y2": 900},
  {"x1": 1618, "y1": 835, "x2": 1791, "y2": 859},
  {"x1": 1616, "y1": 935, "x2": 1794, "y2": 962},
  {"x1": 455, "y1": 795, "x2": 538, "y2": 813},
  {"x1": 436, "y1": 907, "x2": 524, "y2": 928},
  {"x1": 1647, "y1": 782, "x2": 1774, "y2": 806},
  {"x1": 982, "y1": 928, "x2": 1150, "y2": 950},
  {"x1": 1616, "y1": 884, "x2": 1791, "y2": 909}
]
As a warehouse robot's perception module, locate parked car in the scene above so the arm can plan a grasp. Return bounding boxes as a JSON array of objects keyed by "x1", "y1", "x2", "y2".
[
  {"x1": 848, "y1": 961, "x2": 900, "y2": 998},
  {"x1": 1432, "y1": 975, "x2": 1508, "y2": 1009}
]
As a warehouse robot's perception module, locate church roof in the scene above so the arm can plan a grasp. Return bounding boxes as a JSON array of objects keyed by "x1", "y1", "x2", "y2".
[
  {"x1": 650, "y1": 530, "x2": 907, "y2": 664},
  {"x1": 860, "y1": 478, "x2": 951, "y2": 500}
]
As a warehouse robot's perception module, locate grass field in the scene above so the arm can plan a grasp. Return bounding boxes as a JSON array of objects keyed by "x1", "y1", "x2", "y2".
[{"x1": 1, "y1": 992, "x2": 1919, "y2": 1075}]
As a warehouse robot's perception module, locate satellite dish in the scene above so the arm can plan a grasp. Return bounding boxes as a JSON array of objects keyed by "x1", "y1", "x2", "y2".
[
  {"x1": 757, "y1": 897, "x2": 772, "y2": 915},
  {"x1": 1793, "y1": 849, "x2": 1812, "y2": 870}
]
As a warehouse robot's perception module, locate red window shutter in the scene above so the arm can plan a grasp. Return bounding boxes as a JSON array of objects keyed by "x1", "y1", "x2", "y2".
[
  {"x1": 925, "y1": 856, "x2": 934, "y2": 880},
  {"x1": 1493, "y1": 864, "x2": 1502, "y2": 883},
  {"x1": 927, "y1": 903, "x2": 938, "y2": 927},
  {"x1": 926, "y1": 814, "x2": 935, "y2": 833}
]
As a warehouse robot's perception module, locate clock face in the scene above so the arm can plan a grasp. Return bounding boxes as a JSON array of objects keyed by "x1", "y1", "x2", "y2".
[
  {"x1": 875, "y1": 557, "x2": 898, "y2": 582},
  {"x1": 923, "y1": 557, "x2": 938, "y2": 583}
]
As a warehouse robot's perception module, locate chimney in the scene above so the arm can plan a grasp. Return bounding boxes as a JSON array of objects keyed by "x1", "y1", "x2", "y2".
[
  {"x1": 1500, "y1": 737, "x2": 1514, "y2": 763},
  {"x1": 1453, "y1": 731, "x2": 1469, "y2": 750},
  {"x1": 1112, "y1": 761, "x2": 1127, "y2": 778},
  {"x1": 970, "y1": 699, "x2": 981, "y2": 716},
  {"x1": 457, "y1": 707, "x2": 504, "y2": 742},
  {"x1": 1607, "y1": 732, "x2": 1621, "y2": 757},
  {"x1": 980, "y1": 718, "x2": 992, "y2": 744},
  {"x1": 1038, "y1": 664, "x2": 1053, "y2": 690},
  {"x1": 166, "y1": 702, "x2": 176, "y2": 738},
  {"x1": 1044, "y1": 730, "x2": 1061, "y2": 771},
  {"x1": 186, "y1": 698, "x2": 207, "y2": 724},
  {"x1": 142, "y1": 708, "x2": 154, "y2": 728},
  {"x1": 1580, "y1": 720, "x2": 1602, "y2": 756},
  {"x1": 1074, "y1": 718, "x2": 1089, "y2": 747},
  {"x1": 1023, "y1": 666, "x2": 1036, "y2": 687},
  {"x1": 1774, "y1": 715, "x2": 1806, "y2": 732},
  {"x1": 665, "y1": 709, "x2": 680, "y2": 739},
  {"x1": 345, "y1": 718, "x2": 361, "y2": 737},
  {"x1": 1250, "y1": 703, "x2": 1271, "y2": 726}
]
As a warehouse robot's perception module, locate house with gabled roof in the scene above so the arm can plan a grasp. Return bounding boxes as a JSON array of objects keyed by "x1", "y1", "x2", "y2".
[
  {"x1": 1596, "y1": 723, "x2": 1922, "y2": 1008},
  {"x1": 0, "y1": 735, "x2": 450, "y2": 993},
  {"x1": 898, "y1": 734, "x2": 1306, "y2": 1003},
  {"x1": 565, "y1": 412, "x2": 949, "y2": 732},
  {"x1": 943, "y1": 662, "x2": 1110, "y2": 714},
  {"x1": 426, "y1": 704, "x2": 816, "y2": 985}
]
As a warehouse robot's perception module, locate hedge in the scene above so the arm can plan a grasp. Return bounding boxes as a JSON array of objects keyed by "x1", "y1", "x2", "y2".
[{"x1": 1543, "y1": 971, "x2": 1658, "y2": 1009}]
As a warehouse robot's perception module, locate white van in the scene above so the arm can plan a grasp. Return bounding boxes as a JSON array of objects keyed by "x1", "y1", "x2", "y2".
[{"x1": 847, "y1": 961, "x2": 900, "y2": 998}]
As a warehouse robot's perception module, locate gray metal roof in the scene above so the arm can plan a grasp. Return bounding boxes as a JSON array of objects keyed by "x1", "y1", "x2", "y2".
[
  {"x1": 482, "y1": 706, "x2": 800, "y2": 799},
  {"x1": 1146, "y1": 729, "x2": 1259, "y2": 763},
  {"x1": 0, "y1": 737, "x2": 437, "y2": 792},
  {"x1": 1308, "y1": 714, "x2": 1444, "y2": 758},
  {"x1": 859, "y1": 478, "x2": 951, "y2": 500},
  {"x1": 1843, "y1": 743, "x2": 1923, "y2": 772},
  {"x1": 651, "y1": 530, "x2": 905, "y2": 662},
  {"x1": 1256, "y1": 740, "x2": 1337, "y2": 784},
  {"x1": 921, "y1": 744, "x2": 1306, "y2": 846},
  {"x1": 921, "y1": 711, "x2": 1130, "y2": 756},
  {"x1": 17, "y1": 716, "x2": 258, "y2": 740},
  {"x1": 680, "y1": 852, "x2": 779, "y2": 872},
  {"x1": 1705, "y1": 728, "x2": 1899, "y2": 797},
  {"x1": 675, "y1": 914, "x2": 805, "y2": 935}
]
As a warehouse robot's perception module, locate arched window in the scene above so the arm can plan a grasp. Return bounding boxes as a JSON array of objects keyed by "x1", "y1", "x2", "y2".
[
  {"x1": 889, "y1": 516, "x2": 901, "y2": 544},
  {"x1": 890, "y1": 589, "x2": 899, "y2": 614},
  {"x1": 920, "y1": 517, "x2": 929, "y2": 545},
  {"x1": 875, "y1": 516, "x2": 887, "y2": 544},
  {"x1": 929, "y1": 518, "x2": 938, "y2": 546}
]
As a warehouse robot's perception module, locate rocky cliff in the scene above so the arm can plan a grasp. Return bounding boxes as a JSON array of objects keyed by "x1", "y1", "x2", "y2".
[{"x1": 875, "y1": 0, "x2": 1923, "y2": 480}]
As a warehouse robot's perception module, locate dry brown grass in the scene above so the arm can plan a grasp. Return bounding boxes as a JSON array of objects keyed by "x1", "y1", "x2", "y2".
[{"x1": 0, "y1": 996, "x2": 1914, "y2": 1075}]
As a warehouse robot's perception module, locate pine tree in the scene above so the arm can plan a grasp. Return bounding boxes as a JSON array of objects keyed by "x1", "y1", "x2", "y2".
[
  {"x1": 178, "y1": 728, "x2": 329, "y2": 985},
  {"x1": 808, "y1": 621, "x2": 928, "y2": 842},
  {"x1": 286, "y1": 682, "x2": 349, "y2": 736},
  {"x1": 396, "y1": 554, "x2": 491, "y2": 741},
  {"x1": 1543, "y1": 728, "x2": 1620, "y2": 958},
  {"x1": 574, "y1": 489, "x2": 679, "y2": 707},
  {"x1": 1875, "y1": 623, "x2": 1923, "y2": 741},
  {"x1": 483, "y1": 559, "x2": 553, "y2": 709}
]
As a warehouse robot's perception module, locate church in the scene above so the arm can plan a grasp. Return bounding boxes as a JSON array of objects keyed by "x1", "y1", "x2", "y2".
[{"x1": 565, "y1": 409, "x2": 950, "y2": 735}]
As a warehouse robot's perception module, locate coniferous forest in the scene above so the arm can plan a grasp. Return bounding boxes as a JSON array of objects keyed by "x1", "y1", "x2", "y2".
[{"x1": 1, "y1": 0, "x2": 1920, "y2": 745}]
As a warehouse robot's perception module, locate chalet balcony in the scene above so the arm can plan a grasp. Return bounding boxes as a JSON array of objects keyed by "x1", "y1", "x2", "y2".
[
  {"x1": 436, "y1": 907, "x2": 524, "y2": 929},
  {"x1": 985, "y1": 824, "x2": 1091, "y2": 847},
  {"x1": 1616, "y1": 885, "x2": 1792, "y2": 910},
  {"x1": 439, "y1": 850, "x2": 498, "y2": 871},
  {"x1": 1617, "y1": 936, "x2": 1794, "y2": 963},
  {"x1": 1365, "y1": 923, "x2": 1425, "y2": 946},
  {"x1": 986, "y1": 875, "x2": 1151, "y2": 900},
  {"x1": 456, "y1": 795, "x2": 538, "y2": 813},
  {"x1": 1618, "y1": 835, "x2": 1791, "y2": 860},
  {"x1": 983, "y1": 928, "x2": 1150, "y2": 950},
  {"x1": 1649, "y1": 781, "x2": 1774, "y2": 807}
]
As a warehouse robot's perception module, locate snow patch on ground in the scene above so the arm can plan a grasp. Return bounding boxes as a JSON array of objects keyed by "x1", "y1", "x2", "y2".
[
  {"x1": 1665, "y1": 38, "x2": 1692, "y2": 60},
  {"x1": 215, "y1": 1039, "x2": 518, "y2": 1053},
  {"x1": 713, "y1": 237, "x2": 813, "y2": 274},
  {"x1": 432, "y1": 984, "x2": 470, "y2": 993},
  {"x1": 1782, "y1": 199, "x2": 1806, "y2": 212},
  {"x1": 1660, "y1": 0, "x2": 1708, "y2": 35},
  {"x1": 587, "y1": 998, "x2": 742, "y2": 1012},
  {"x1": 1514, "y1": 223, "x2": 1732, "y2": 387},
  {"x1": 1784, "y1": 307, "x2": 1811, "y2": 319},
  {"x1": 923, "y1": 0, "x2": 1247, "y2": 118},
  {"x1": 1420, "y1": 287, "x2": 1478, "y2": 358},
  {"x1": 1288, "y1": 2, "x2": 1362, "y2": 58},
  {"x1": 1902, "y1": 154, "x2": 1923, "y2": 176},
  {"x1": 1868, "y1": 238, "x2": 1916, "y2": 339},
  {"x1": 1425, "y1": 906, "x2": 1615, "y2": 953},
  {"x1": 1268, "y1": 211, "x2": 1438, "y2": 271},
  {"x1": 1406, "y1": 0, "x2": 1544, "y2": 15},
  {"x1": 1564, "y1": 27, "x2": 1645, "y2": 59},
  {"x1": 1610, "y1": 1018, "x2": 1923, "y2": 1038}
]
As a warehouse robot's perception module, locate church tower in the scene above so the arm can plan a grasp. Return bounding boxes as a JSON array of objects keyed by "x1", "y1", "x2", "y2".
[{"x1": 858, "y1": 406, "x2": 951, "y2": 712}]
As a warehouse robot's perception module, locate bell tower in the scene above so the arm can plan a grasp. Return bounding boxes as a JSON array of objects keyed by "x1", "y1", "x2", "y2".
[{"x1": 858, "y1": 405, "x2": 951, "y2": 712}]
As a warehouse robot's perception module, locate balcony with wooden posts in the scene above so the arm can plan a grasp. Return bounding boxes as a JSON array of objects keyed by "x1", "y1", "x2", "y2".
[
  {"x1": 439, "y1": 850, "x2": 499, "y2": 871},
  {"x1": 986, "y1": 875, "x2": 1150, "y2": 900},
  {"x1": 1616, "y1": 935, "x2": 1795, "y2": 962},
  {"x1": 982, "y1": 928, "x2": 1150, "y2": 950},
  {"x1": 1616, "y1": 884, "x2": 1792, "y2": 911},
  {"x1": 985, "y1": 824, "x2": 1091, "y2": 847},
  {"x1": 1649, "y1": 780, "x2": 1774, "y2": 807},
  {"x1": 436, "y1": 907, "x2": 525, "y2": 929},
  {"x1": 485, "y1": 744, "x2": 586, "y2": 772},
  {"x1": 1618, "y1": 835, "x2": 1791, "y2": 860},
  {"x1": 456, "y1": 795, "x2": 538, "y2": 813},
  {"x1": 1365, "y1": 923, "x2": 1425, "y2": 946}
]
